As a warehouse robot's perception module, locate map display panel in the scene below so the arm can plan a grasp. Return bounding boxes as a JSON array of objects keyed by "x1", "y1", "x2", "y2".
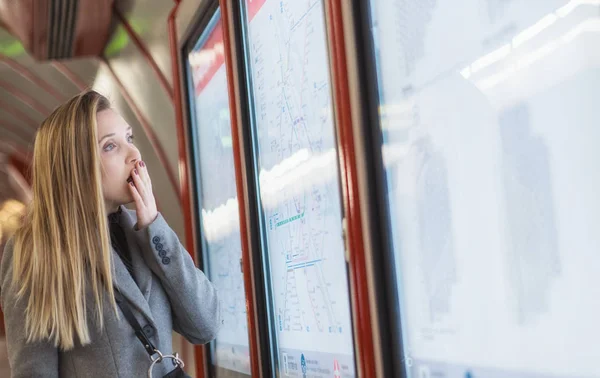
[
  {"x1": 243, "y1": 0, "x2": 356, "y2": 376},
  {"x1": 188, "y1": 10, "x2": 250, "y2": 375}
]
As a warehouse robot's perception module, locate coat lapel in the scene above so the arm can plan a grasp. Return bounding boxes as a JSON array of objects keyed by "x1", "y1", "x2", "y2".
[
  {"x1": 118, "y1": 207, "x2": 153, "y2": 301},
  {"x1": 111, "y1": 251, "x2": 155, "y2": 326},
  {"x1": 111, "y1": 206, "x2": 155, "y2": 327}
]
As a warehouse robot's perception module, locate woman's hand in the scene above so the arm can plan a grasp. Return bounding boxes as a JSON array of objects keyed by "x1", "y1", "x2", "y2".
[{"x1": 128, "y1": 160, "x2": 158, "y2": 229}]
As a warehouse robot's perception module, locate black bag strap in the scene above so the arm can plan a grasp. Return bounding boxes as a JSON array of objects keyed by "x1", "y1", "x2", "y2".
[{"x1": 114, "y1": 289, "x2": 157, "y2": 357}]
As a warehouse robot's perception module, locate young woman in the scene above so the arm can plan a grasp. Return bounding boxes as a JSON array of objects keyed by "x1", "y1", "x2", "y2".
[{"x1": 0, "y1": 90, "x2": 221, "y2": 377}]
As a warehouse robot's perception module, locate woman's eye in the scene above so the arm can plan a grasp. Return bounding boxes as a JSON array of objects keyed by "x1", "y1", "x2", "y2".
[
  {"x1": 127, "y1": 134, "x2": 135, "y2": 143},
  {"x1": 104, "y1": 143, "x2": 116, "y2": 152}
]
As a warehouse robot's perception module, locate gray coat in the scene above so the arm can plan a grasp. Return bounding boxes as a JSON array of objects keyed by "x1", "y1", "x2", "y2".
[{"x1": 0, "y1": 207, "x2": 221, "y2": 377}]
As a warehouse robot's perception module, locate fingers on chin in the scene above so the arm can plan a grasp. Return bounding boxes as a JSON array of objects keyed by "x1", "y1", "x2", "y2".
[{"x1": 128, "y1": 182, "x2": 141, "y2": 198}]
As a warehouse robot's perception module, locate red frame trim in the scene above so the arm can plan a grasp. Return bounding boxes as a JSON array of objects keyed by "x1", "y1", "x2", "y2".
[
  {"x1": 0, "y1": 142, "x2": 30, "y2": 163},
  {"x1": 7, "y1": 153, "x2": 31, "y2": 185},
  {"x1": 0, "y1": 56, "x2": 66, "y2": 101},
  {"x1": 51, "y1": 62, "x2": 88, "y2": 91},
  {"x1": 167, "y1": 1, "x2": 206, "y2": 377},
  {"x1": 219, "y1": 1, "x2": 261, "y2": 375},
  {"x1": 114, "y1": 5, "x2": 175, "y2": 102},
  {"x1": 2, "y1": 119, "x2": 33, "y2": 141},
  {"x1": 326, "y1": 0, "x2": 377, "y2": 376},
  {"x1": 0, "y1": 55, "x2": 63, "y2": 149},
  {"x1": 0, "y1": 100, "x2": 38, "y2": 130},
  {"x1": 0, "y1": 79, "x2": 51, "y2": 115},
  {"x1": 102, "y1": 57, "x2": 182, "y2": 205},
  {"x1": 0, "y1": 136, "x2": 30, "y2": 153}
]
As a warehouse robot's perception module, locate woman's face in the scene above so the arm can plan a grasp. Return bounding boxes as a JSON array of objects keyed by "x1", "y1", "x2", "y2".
[{"x1": 96, "y1": 109, "x2": 141, "y2": 212}]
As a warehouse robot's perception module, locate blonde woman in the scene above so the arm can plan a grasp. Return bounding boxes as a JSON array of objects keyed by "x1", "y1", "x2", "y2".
[{"x1": 0, "y1": 90, "x2": 220, "y2": 377}]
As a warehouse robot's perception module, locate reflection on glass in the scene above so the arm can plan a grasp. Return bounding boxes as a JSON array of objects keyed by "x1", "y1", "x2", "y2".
[
  {"x1": 242, "y1": 0, "x2": 356, "y2": 376},
  {"x1": 499, "y1": 104, "x2": 561, "y2": 325},
  {"x1": 187, "y1": 9, "x2": 250, "y2": 375},
  {"x1": 370, "y1": 0, "x2": 600, "y2": 377}
]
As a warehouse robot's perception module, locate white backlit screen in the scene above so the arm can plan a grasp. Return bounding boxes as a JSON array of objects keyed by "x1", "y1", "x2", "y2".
[
  {"x1": 369, "y1": 0, "x2": 600, "y2": 377},
  {"x1": 241, "y1": 0, "x2": 356, "y2": 376},
  {"x1": 187, "y1": 9, "x2": 250, "y2": 375}
]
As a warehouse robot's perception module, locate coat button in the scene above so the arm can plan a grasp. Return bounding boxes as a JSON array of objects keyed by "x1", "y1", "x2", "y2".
[
  {"x1": 161, "y1": 257, "x2": 171, "y2": 265},
  {"x1": 152, "y1": 236, "x2": 160, "y2": 244},
  {"x1": 143, "y1": 325, "x2": 155, "y2": 338},
  {"x1": 158, "y1": 250, "x2": 167, "y2": 257},
  {"x1": 155, "y1": 243, "x2": 164, "y2": 251}
]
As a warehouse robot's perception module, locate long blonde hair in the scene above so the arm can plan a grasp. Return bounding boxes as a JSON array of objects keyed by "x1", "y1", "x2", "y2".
[{"x1": 12, "y1": 90, "x2": 118, "y2": 350}]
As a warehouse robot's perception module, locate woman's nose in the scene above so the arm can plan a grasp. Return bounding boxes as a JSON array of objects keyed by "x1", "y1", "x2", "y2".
[{"x1": 128, "y1": 147, "x2": 141, "y2": 164}]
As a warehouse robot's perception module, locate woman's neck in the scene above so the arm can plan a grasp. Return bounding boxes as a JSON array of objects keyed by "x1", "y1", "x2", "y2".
[{"x1": 106, "y1": 203, "x2": 120, "y2": 215}]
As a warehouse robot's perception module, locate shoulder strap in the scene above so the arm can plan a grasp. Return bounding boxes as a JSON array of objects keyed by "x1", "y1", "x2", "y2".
[{"x1": 114, "y1": 289, "x2": 157, "y2": 357}]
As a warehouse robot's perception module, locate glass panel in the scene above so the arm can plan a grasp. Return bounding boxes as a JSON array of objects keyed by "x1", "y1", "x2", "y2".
[
  {"x1": 369, "y1": 0, "x2": 600, "y2": 377},
  {"x1": 241, "y1": 0, "x2": 356, "y2": 376},
  {"x1": 186, "y1": 9, "x2": 251, "y2": 376}
]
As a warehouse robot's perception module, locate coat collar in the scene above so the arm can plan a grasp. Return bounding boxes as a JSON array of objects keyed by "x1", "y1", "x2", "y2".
[{"x1": 110, "y1": 205, "x2": 155, "y2": 326}]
